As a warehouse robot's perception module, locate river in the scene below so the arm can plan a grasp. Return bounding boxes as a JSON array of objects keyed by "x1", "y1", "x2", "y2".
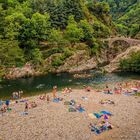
[{"x1": 0, "y1": 71, "x2": 140, "y2": 99}]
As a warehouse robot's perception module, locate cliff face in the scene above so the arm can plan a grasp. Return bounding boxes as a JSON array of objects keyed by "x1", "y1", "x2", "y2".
[
  {"x1": 104, "y1": 44, "x2": 140, "y2": 73},
  {"x1": 56, "y1": 51, "x2": 97, "y2": 73}
]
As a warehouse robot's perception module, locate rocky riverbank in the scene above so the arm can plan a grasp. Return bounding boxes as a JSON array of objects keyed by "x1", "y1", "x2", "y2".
[
  {"x1": 3, "y1": 43, "x2": 140, "y2": 80},
  {"x1": 0, "y1": 88, "x2": 140, "y2": 140}
]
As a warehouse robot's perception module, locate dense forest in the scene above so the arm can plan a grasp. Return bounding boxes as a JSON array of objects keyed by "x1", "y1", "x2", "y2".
[
  {"x1": 99, "y1": 0, "x2": 140, "y2": 38},
  {"x1": 0, "y1": 0, "x2": 113, "y2": 74},
  {"x1": 0, "y1": 0, "x2": 140, "y2": 78}
]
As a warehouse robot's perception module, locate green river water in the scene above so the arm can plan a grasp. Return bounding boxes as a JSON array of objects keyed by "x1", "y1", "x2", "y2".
[{"x1": 0, "y1": 71, "x2": 140, "y2": 99}]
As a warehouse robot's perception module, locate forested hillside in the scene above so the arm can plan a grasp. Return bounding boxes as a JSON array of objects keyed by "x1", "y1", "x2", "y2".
[
  {"x1": 0, "y1": 0, "x2": 140, "y2": 78},
  {"x1": 99, "y1": 0, "x2": 140, "y2": 38},
  {"x1": 0, "y1": 0, "x2": 114, "y2": 77}
]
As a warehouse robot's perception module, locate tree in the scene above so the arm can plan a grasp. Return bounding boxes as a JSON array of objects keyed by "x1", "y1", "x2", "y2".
[
  {"x1": 48, "y1": 28, "x2": 68, "y2": 47},
  {"x1": 79, "y1": 19, "x2": 94, "y2": 42},
  {"x1": 4, "y1": 12, "x2": 28, "y2": 40},
  {"x1": 30, "y1": 12, "x2": 50, "y2": 41},
  {"x1": 30, "y1": 48, "x2": 43, "y2": 65},
  {"x1": 0, "y1": 39, "x2": 25, "y2": 67},
  {"x1": 0, "y1": 4, "x2": 5, "y2": 38},
  {"x1": 64, "y1": 15, "x2": 84, "y2": 45}
]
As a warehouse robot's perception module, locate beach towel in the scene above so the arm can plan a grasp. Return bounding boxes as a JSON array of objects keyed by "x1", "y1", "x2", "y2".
[
  {"x1": 103, "y1": 114, "x2": 109, "y2": 120},
  {"x1": 100, "y1": 111, "x2": 112, "y2": 116},
  {"x1": 20, "y1": 99, "x2": 28, "y2": 103},
  {"x1": 94, "y1": 113, "x2": 102, "y2": 118},
  {"x1": 77, "y1": 107, "x2": 85, "y2": 113},
  {"x1": 82, "y1": 97, "x2": 88, "y2": 100},
  {"x1": 68, "y1": 107, "x2": 77, "y2": 112},
  {"x1": 7, "y1": 108, "x2": 12, "y2": 112},
  {"x1": 21, "y1": 112, "x2": 28, "y2": 115},
  {"x1": 91, "y1": 126, "x2": 101, "y2": 135},
  {"x1": 53, "y1": 98, "x2": 60, "y2": 103},
  {"x1": 64, "y1": 101, "x2": 71, "y2": 105}
]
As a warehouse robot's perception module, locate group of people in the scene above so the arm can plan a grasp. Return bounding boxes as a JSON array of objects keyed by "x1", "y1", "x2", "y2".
[
  {"x1": 89, "y1": 121, "x2": 113, "y2": 135},
  {"x1": 0, "y1": 100, "x2": 10, "y2": 116},
  {"x1": 62, "y1": 87, "x2": 72, "y2": 94},
  {"x1": 24, "y1": 101, "x2": 37, "y2": 113},
  {"x1": 102, "y1": 81, "x2": 140, "y2": 95},
  {"x1": 12, "y1": 90, "x2": 23, "y2": 99}
]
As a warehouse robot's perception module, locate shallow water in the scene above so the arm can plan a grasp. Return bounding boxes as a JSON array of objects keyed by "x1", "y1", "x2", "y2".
[{"x1": 0, "y1": 71, "x2": 140, "y2": 99}]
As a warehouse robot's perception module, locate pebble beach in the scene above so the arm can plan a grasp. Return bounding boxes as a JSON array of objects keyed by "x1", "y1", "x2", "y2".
[{"x1": 0, "y1": 89, "x2": 140, "y2": 140}]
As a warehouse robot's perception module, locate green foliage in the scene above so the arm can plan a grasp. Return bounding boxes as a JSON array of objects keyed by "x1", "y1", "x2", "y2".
[
  {"x1": 30, "y1": 48, "x2": 43, "y2": 64},
  {"x1": 0, "y1": 39, "x2": 25, "y2": 67},
  {"x1": 64, "y1": 16, "x2": 84, "y2": 45},
  {"x1": 116, "y1": 24, "x2": 129, "y2": 36},
  {"x1": 48, "y1": 29, "x2": 68, "y2": 47},
  {"x1": 30, "y1": 12, "x2": 50, "y2": 41},
  {"x1": 120, "y1": 51, "x2": 140, "y2": 72},
  {"x1": 79, "y1": 19, "x2": 94, "y2": 42},
  {"x1": 98, "y1": 0, "x2": 140, "y2": 38},
  {"x1": 51, "y1": 48, "x2": 73, "y2": 67}
]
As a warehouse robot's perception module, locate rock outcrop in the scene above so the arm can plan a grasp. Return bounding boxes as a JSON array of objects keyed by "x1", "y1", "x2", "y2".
[
  {"x1": 4, "y1": 63, "x2": 38, "y2": 79},
  {"x1": 55, "y1": 50, "x2": 97, "y2": 73},
  {"x1": 104, "y1": 45, "x2": 140, "y2": 72}
]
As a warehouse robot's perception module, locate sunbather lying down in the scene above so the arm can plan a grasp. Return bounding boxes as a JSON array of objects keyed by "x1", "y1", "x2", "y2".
[
  {"x1": 28, "y1": 101, "x2": 37, "y2": 109},
  {"x1": 39, "y1": 94, "x2": 46, "y2": 100},
  {"x1": 89, "y1": 121, "x2": 113, "y2": 134},
  {"x1": 62, "y1": 87, "x2": 72, "y2": 94},
  {"x1": 99, "y1": 99, "x2": 115, "y2": 105}
]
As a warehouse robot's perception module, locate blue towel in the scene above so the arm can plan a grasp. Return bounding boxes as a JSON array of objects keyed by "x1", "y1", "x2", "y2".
[
  {"x1": 53, "y1": 98, "x2": 60, "y2": 103},
  {"x1": 78, "y1": 108, "x2": 85, "y2": 113},
  {"x1": 101, "y1": 111, "x2": 112, "y2": 116},
  {"x1": 94, "y1": 113, "x2": 101, "y2": 118}
]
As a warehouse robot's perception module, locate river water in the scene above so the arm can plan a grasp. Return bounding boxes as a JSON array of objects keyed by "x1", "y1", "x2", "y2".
[{"x1": 0, "y1": 71, "x2": 140, "y2": 99}]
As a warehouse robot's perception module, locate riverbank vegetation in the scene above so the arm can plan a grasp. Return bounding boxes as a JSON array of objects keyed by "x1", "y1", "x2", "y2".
[{"x1": 120, "y1": 51, "x2": 140, "y2": 72}]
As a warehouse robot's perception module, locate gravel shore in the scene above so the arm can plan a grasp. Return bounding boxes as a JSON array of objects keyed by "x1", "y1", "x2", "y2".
[{"x1": 0, "y1": 89, "x2": 140, "y2": 140}]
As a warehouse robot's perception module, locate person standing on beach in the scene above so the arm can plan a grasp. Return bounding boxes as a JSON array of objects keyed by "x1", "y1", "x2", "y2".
[
  {"x1": 52, "y1": 86, "x2": 57, "y2": 99},
  {"x1": 5, "y1": 100, "x2": 10, "y2": 109},
  {"x1": 47, "y1": 95, "x2": 50, "y2": 103},
  {"x1": 24, "y1": 102, "x2": 28, "y2": 113}
]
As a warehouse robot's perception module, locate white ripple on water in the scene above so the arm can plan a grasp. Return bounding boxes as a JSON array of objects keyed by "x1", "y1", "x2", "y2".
[{"x1": 36, "y1": 84, "x2": 45, "y2": 89}]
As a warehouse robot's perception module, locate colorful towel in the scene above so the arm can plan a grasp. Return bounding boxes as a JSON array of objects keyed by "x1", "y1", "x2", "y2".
[
  {"x1": 77, "y1": 107, "x2": 85, "y2": 113},
  {"x1": 53, "y1": 98, "x2": 60, "y2": 103},
  {"x1": 100, "y1": 111, "x2": 112, "y2": 116},
  {"x1": 94, "y1": 113, "x2": 102, "y2": 118}
]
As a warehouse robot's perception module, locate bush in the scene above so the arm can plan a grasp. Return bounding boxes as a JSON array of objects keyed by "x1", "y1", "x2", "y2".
[
  {"x1": 51, "y1": 48, "x2": 73, "y2": 67},
  {"x1": 52, "y1": 56, "x2": 64, "y2": 67},
  {"x1": 120, "y1": 51, "x2": 140, "y2": 72}
]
